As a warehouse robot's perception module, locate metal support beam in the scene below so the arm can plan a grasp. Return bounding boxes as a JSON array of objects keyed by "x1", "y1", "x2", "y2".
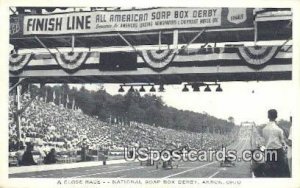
[
  {"x1": 280, "y1": 37, "x2": 292, "y2": 51},
  {"x1": 201, "y1": 43, "x2": 208, "y2": 48},
  {"x1": 53, "y1": 47, "x2": 62, "y2": 55},
  {"x1": 35, "y1": 36, "x2": 60, "y2": 64},
  {"x1": 9, "y1": 7, "x2": 17, "y2": 15},
  {"x1": 254, "y1": 20, "x2": 258, "y2": 45},
  {"x1": 284, "y1": 45, "x2": 292, "y2": 52},
  {"x1": 35, "y1": 36, "x2": 56, "y2": 58},
  {"x1": 9, "y1": 78, "x2": 25, "y2": 93},
  {"x1": 173, "y1": 30, "x2": 178, "y2": 49},
  {"x1": 118, "y1": 33, "x2": 137, "y2": 52},
  {"x1": 179, "y1": 29, "x2": 205, "y2": 52},
  {"x1": 158, "y1": 31, "x2": 162, "y2": 50}
]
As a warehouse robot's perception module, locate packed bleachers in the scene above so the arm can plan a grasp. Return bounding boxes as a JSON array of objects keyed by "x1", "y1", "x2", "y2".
[{"x1": 9, "y1": 91, "x2": 237, "y2": 165}]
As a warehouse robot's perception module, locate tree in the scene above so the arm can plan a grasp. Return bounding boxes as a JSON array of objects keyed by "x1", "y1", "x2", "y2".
[
  {"x1": 228, "y1": 116, "x2": 235, "y2": 124},
  {"x1": 39, "y1": 84, "x2": 237, "y2": 134}
]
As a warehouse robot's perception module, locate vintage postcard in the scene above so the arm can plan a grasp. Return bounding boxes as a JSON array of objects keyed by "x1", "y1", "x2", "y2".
[{"x1": 1, "y1": 1, "x2": 300, "y2": 188}]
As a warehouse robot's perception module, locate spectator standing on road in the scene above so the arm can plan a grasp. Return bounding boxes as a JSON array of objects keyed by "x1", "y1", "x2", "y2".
[
  {"x1": 80, "y1": 138, "x2": 89, "y2": 161},
  {"x1": 287, "y1": 117, "x2": 292, "y2": 176},
  {"x1": 21, "y1": 144, "x2": 37, "y2": 166},
  {"x1": 262, "y1": 109, "x2": 286, "y2": 177},
  {"x1": 44, "y1": 148, "x2": 58, "y2": 164},
  {"x1": 16, "y1": 144, "x2": 25, "y2": 166}
]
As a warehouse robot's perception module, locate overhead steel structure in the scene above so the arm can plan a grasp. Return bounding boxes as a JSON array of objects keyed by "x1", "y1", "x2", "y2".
[{"x1": 9, "y1": 7, "x2": 292, "y2": 85}]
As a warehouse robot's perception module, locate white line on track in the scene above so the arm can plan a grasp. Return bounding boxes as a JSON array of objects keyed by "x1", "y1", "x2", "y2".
[
  {"x1": 161, "y1": 161, "x2": 216, "y2": 179},
  {"x1": 207, "y1": 170, "x2": 220, "y2": 178},
  {"x1": 177, "y1": 167, "x2": 193, "y2": 169},
  {"x1": 72, "y1": 166, "x2": 144, "y2": 178}
]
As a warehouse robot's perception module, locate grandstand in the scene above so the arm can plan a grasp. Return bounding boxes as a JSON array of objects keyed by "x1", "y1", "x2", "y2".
[{"x1": 9, "y1": 87, "x2": 238, "y2": 165}]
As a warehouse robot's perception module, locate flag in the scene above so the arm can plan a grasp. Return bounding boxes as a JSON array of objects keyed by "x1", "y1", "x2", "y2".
[
  {"x1": 59, "y1": 94, "x2": 61, "y2": 106},
  {"x1": 66, "y1": 94, "x2": 69, "y2": 108},
  {"x1": 28, "y1": 84, "x2": 31, "y2": 96},
  {"x1": 72, "y1": 98, "x2": 75, "y2": 110},
  {"x1": 45, "y1": 89, "x2": 48, "y2": 103},
  {"x1": 53, "y1": 90, "x2": 56, "y2": 102},
  {"x1": 62, "y1": 88, "x2": 64, "y2": 107}
]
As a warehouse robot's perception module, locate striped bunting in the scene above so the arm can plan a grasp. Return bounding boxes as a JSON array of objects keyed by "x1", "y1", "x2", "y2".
[
  {"x1": 54, "y1": 52, "x2": 90, "y2": 73},
  {"x1": 237, "y1": 46, "x2": 279, "y2": 68},
  {"x1": 139, "y1": 49, "x2": 177, "y2": 71},
  {"x1": 9, "y1": 53, "x2": 33, "y2": 73},
  {"x1": 9, "y1": 45, "x2": 292, "y2": 76}
]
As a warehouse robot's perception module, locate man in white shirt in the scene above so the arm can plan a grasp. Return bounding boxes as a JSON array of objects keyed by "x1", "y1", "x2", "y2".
[
  {"x1": 262, "y1": 109, "x2": 286, "y2": 177},
  {"x1": 287, "y1": 117, "x2": 292, "y2": 176}
]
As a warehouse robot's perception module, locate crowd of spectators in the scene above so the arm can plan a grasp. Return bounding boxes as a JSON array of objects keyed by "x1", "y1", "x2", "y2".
[{"x1": 9, "y1": 91, "x2": 237, "y2": 165}]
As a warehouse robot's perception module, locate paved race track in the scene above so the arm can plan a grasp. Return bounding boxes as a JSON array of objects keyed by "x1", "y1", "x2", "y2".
[{"x1": 10, "y1": 130, "x2": 252, "y2": 178}]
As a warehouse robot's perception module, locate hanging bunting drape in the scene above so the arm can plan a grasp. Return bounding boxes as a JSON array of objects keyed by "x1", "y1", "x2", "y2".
[
  {"x1": 139, "y1": 49, "x2": 177, "y2": 71},
  {"x1": 9, "y1": 53, "x2": 33, "y2": 73},
  {"x1": 237, "y1": 46, "x2": 279, "y2": 68},
  {"x1": 54, "y1": 52, "x2": 90, "y2": 73}
]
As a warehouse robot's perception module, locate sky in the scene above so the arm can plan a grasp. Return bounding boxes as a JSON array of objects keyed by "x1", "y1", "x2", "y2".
[{"x1": 69, "y1": 80, "x2": 294, "y2": 125}]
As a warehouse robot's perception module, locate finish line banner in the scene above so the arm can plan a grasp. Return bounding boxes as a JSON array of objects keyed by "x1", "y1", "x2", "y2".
[{"x1": 20, "y1": 8, "x2": 253, "y2": 35}]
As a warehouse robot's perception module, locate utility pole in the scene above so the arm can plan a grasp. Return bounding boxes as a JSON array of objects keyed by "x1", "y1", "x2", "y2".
[{"x1": 16, "y1": 85, "x2": 22, "y2": 150}]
